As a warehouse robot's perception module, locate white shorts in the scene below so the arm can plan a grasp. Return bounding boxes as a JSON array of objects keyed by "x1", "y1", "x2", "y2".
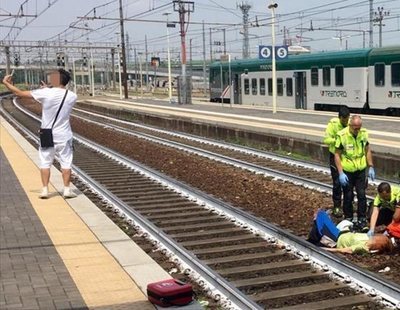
[{"x1": 39, "y1": 139, "x2": 73, "y2": 169}]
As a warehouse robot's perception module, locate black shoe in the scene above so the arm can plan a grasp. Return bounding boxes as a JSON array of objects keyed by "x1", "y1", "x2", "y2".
[{"x1": 354, "y1": 218, "x2": 368, "y2": 233}]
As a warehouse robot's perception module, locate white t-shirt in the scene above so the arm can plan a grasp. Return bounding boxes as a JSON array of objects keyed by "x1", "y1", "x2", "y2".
[{"x1": 31, "y1": 87, "x2": 77, "y2": 143}]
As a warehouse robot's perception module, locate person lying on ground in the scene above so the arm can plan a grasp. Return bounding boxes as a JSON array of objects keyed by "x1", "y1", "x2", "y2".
[{"x1": 307, "y1": 210, "x2": 396, "y2": 254}]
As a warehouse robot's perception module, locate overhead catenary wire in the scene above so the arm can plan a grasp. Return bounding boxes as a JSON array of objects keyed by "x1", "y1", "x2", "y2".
[
  {"x1": 1, "y1": 0, "x2": 399, "y2": 64},
  {"x1": 2, "y1": 0, "x2": 61, "y2": 41}
]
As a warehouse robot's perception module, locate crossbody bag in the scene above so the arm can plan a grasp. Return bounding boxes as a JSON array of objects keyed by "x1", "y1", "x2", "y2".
[{"x1": 39, "y1": 90, "x2": 68, "y2": 148}]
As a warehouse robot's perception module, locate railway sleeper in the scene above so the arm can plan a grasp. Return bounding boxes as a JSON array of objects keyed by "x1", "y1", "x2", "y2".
[
  {"x1": 181, "y1": 233, "x2": 256, "y2": 248},
  {"x1": 169, "y1": 226, "x2": 244, "y2": 238},
  {"x1": 252, "y1": 281, "x2": 346, "y2": 302},
  {"x1": 275, "y1": 294, "x2": 373, "y2": 310},
  {"x1": 114, "y1": 191, "x2": 181, "y2": 199},
  {"x1": 203, "y1": 251, "x2": 285, "y2": 265},
  {"x1": 154, "y1": 215, "x2": 220, "y2": 226},
  {"x1": 172, "y1": 228, "x2": 247, "y2": 241},
  {"x1": 217, "y1": 260, "x2": 308, "y2": 277},
  {"x1": 192, "y1": 241, "x2": 268, "y2": 256},
  {"x1": 144, "y1": 210, "x2": 212, "y2": 220},
  {"x1": 120, "y1": 196, "x2": 188, "y2": 205},
  {"x1": 161, "y1": 221, "x2": 236, "y2": 234},
  {"x1": 135, "y1": 205, "x2": 202, "y2": 214},
  {"x1": 129, "y1": 201, "x2": 198, "y2": 209},
  {"x1": 258, "y1": 287, "x2": 361, "y2": 309},
  {"x1": 232, "y1": 270, "x2": 327, "y2": 289}
]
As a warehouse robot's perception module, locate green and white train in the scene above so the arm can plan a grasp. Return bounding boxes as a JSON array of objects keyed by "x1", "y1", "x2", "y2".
[{"x1": 209, "y1": 47, "x2": 400, "y2": 116}]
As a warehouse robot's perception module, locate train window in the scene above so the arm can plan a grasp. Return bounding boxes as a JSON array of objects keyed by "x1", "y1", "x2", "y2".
[
  {"x1": 391, "y1": 63, "x2": 400, "y2": 86},
  {"x1": 244, "y1": 78, "x2": 250, "y2": 95},
  {"x1": 323, "y1": 66, "x2": 331, "y2": 86},
  {"x1": 375, "y1": 63, "x2": 385, "y2": 86},
  {"x1": 260, "y1": 78, "x2": 266, "y2": 95},
  {"x1": 311, "y1": 67, "x2": 318, "y2": 86},
  {"x1": 268, "y1": 78, "x2": 272, "y2": 96},
  {"x1": 286, "y1": 78, "x2": 293, "y2": 96},
  {"x1": 335, "y1": 66, "x2": 344, "y2": 86},
  {"x1": 277, "y1": 78, "x2": 283, "y2": 96},
  {"x1": 251, "y1": 78, "x2": 257, "y2": 95}
]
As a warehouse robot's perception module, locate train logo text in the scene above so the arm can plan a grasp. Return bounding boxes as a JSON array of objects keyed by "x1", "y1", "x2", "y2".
[
  {"x1": 388, "y1": 91, "x2": 400, "y2": 98},
  {"x1": 320, "y1": 90, "x2": 348, "y2": 97}
]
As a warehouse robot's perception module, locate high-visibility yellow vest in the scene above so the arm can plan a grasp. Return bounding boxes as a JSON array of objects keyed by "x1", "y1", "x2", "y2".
[
  {"x1": 373, "y1": 185, "x2": 400, "y2": 211},
  {"x1": 323, "y1": 117, "x2": 347, "y2": 154},
  {"x1": 335, "y1": 127, "x2": 369, "y2": 172}
]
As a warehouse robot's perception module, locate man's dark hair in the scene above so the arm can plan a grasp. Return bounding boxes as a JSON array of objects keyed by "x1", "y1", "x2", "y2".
[
  {"x1": 378, "y1": 182, "x2": 391, "y2": 193},
  {"x1": 58, "y1": 68, "x2": 71, "y2": 86},
  {"x1": 338, "y1": 106, "x2": 350, "y2": 118}
]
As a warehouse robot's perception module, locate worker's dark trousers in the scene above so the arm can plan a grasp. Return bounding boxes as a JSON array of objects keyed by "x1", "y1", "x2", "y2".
[
  {"x1": 342, "y1": 168, "x2": 367, "y2": 220},
  {"x1": 329, "y1": 153, "x2": 342, "y2": 208}
]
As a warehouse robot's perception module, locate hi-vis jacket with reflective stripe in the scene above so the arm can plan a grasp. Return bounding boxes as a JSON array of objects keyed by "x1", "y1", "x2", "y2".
[
  {"x1": 324, "y1": 117, "x2": 347, "y2": 154},
  {"x1": 335, "y1": 127, "x2": 369, "y2": 172}
]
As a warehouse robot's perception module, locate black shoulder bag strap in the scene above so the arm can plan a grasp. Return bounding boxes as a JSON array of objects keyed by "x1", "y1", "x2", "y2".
[{"x1": 51, "y1": 90, "x2": 68, "y2": 129}]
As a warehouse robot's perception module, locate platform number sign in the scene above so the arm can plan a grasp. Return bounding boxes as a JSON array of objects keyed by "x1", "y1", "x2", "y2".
[{"x1": 258, "y1": 45, "x2": 288, "y2": 60}]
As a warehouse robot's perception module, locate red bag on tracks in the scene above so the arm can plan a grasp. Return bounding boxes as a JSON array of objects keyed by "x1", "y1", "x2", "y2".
[{"x1": 147, "y1": 279, "x2": 193, "y2": 307}]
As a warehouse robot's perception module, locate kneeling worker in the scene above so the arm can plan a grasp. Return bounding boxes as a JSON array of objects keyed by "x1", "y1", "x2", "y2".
[{"x1": 368, "y1": 182, "x2": 400, "y2": 237}]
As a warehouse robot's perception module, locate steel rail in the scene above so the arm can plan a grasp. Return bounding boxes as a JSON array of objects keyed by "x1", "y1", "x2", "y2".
[
  {"x1": 2, "y1": 100, "x2": 400, "y2": 307},
  {"x1": 72, "y1": 110, "x2": 378, "y2": 201},
  {"x1": 75, "y1": 134, "x2": 400, "y2": 308},
  {"x1": 72, "y1": 149, "x2": 262, "y2": 310},
  {"x1": 9, "y1": 100, "x2": 379, "y2": 201},
  {"x1": 73, "y1": 106, "x2": 331, "y2": 173},
  {"x1": 74, "y1": 105, "x2": 395, "y2": 186},
  {"x1": 0, "y1": 100, "x2": 261, "y2": 310}
]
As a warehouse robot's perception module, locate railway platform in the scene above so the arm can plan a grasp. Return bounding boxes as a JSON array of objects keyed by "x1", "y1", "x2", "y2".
[
  {"x1": 82, "y1": 94, "x2": 400, "y2": 155},
  {"x1": 0, "y1": 119, "x2": 200, "y2": 309}
]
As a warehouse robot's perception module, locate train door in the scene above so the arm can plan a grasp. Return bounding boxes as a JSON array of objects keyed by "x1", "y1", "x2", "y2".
[
  {"x1": 233, "y1": 74, "x2": 240, "y2": 104},
  {"x1": 295, "y1": 71, "x2": 307, "y2": 109}
]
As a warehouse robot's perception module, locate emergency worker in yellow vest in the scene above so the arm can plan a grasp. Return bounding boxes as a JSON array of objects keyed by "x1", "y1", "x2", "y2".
[
  {"x1": 334, "y1": 115, "x2": 375, "y2": 230},
  {"x1": 323, "y1": 106, "x2": 350, "y2": 217},
  {"x1": 368, "y1": 182, "x2": 400, "y2": 238}
]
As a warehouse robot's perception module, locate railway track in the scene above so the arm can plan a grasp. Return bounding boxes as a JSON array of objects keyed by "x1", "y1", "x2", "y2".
[
  {"x1": 72, "y1": 105, "x2": 381, "y2": 198},
  {"x1": 1, "y1": 98, "x2": 399, "y2": 309}
]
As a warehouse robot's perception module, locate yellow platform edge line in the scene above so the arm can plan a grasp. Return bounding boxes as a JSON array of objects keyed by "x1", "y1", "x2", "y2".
[{"x1": 0, "y1": 123, "x2": 152, "y2": 309}]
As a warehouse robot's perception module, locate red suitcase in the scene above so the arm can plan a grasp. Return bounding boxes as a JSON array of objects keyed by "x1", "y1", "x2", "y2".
[{"x1": 147, "y1": 279, "x2": 193, "y2": 307}]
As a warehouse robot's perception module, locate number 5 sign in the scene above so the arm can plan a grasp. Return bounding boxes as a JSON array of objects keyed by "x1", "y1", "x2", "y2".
[{"x1": 258, "y1": 45, "x2": 288, "y2": 60}]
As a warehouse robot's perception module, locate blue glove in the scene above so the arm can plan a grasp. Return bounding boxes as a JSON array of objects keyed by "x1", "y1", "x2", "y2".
[
  {"x1": 367, "y1": 229, "x2": 374, "y2": 239},
  {"x1": 368, "y1": 167, "x2": 375, "y2": 181},
  {"x1": 339, "y1": 172, "x2": 349, "y2": 186}
]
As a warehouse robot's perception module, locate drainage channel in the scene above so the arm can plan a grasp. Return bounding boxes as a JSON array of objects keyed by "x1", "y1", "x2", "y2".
[{"x1": 2, "y1": 100, "x2": 399, "y2": 309}]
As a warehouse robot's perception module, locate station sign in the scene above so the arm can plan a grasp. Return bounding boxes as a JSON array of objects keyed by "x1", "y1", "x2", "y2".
[{"x1": 258, "y1": 45, "x2": 288, "y2": 60}]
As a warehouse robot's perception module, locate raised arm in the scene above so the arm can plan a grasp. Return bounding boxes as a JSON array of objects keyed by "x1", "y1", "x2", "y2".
[{"x1": 2, "y1": 75, "x2": 33, "y2": 98}]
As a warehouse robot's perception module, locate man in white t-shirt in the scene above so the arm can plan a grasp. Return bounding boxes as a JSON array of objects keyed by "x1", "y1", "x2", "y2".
[{"x1": 3, "y1": 69, "x2": 77, "y2": 199}]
